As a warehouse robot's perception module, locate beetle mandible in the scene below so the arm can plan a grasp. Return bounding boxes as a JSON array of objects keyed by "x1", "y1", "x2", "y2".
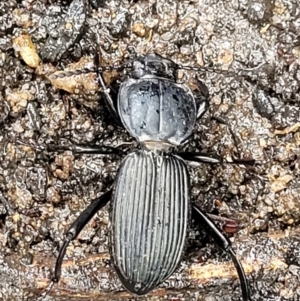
[{"x1": 39, "y1": 53, "x2": 252, "y2": 301}]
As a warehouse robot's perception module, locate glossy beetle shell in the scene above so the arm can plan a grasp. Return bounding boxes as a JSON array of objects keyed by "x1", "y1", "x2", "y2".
[
  {"x1": 118, "y1": 77, "x2": 197, "y2": 146},
  {"x1": 111, "y1": 150, "x2": 190, "y2": 295}
]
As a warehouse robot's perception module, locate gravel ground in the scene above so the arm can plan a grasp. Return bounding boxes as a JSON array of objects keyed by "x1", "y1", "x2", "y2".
[{"x1": 0, "y1": 0, "x2": 300, "y2": 300}]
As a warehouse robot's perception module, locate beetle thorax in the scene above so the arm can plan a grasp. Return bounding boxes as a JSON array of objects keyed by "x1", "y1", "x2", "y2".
[{"x1": 118, "y1": 77, "x2": 197, "y2": 149}]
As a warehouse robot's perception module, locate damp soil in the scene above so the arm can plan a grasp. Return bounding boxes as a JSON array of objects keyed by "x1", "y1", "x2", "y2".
[{"x1": 0, "y1": 0, "x2": 300, "y2": 301}]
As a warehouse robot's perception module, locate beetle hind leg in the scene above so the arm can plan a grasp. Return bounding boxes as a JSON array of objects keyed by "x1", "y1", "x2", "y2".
[
  {"x1": 193, "y1": 205, "x2": 252, "y2": 301},
  {"x1": 36, "y1": 190, "x2": 112, "y2": 300}
]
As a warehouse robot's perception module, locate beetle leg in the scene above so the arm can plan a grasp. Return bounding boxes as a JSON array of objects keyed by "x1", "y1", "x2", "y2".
[
  {"x1": 37, "y1": 190, "x2": 112, "y2": 300},
  {"x1": 94, "y1": 53, "x2": 121, "y2": 124},
  {"x1": 97, "y1": 71, "x2": 121, "y2": 123},
  {"x1": 177, "y1": 152, "x2": 255, "y2": 166},
  {"x1": 53, "y1": 190, "x2": 112, "y2": 281},
  {"x1": 177, "y1": 152, "x2": 224, "y2": 164},
  {"x1": 193, "y1": 206, "x2": 251, "y2": 301},
  {"x1": 47, "y1": 143, "x2": 125, "y2": 156},
  {"x1": 12, "y1": 138, "x2": 125, "y2": 156},
  {"x1": 187, "y1": 78, "x2": 209, "y2": 119}
]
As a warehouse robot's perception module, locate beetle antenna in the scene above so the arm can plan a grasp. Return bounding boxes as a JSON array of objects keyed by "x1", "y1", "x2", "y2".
[
  {"x1": 176, "y1": 62, "x2": 265, "y2": 77},
  {"x1": 98, "y1": 61, "x2": 134, "y2": 71},
  {"x1": 48, "y1": 62, "x2": 134, "y2": 79},
  {"x1": 176, "y1": 63, "x2": 235, "y2": 76}
]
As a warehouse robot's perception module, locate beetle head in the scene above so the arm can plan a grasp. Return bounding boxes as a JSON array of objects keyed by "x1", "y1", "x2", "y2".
[{"x1": 131, "y1": 53, "x2": 178, "y2": 80}]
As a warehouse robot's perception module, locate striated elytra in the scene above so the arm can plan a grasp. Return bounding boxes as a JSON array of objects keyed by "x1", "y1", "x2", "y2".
[
  {"x1": 38, "y1": 53, "x2": 252, "y2": 301},
  {"x1": 112, "y1": 151, "x2": 189, "y2": 295}
]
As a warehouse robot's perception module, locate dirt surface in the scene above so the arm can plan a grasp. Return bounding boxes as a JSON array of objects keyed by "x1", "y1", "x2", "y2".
[{"x1": 0, "y1": 0, "x2": 300, "y2": 300}]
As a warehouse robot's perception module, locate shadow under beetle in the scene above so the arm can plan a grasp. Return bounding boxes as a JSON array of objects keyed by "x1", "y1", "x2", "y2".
[{"x1": 39, "y1": 53, "x2": 252, "y2": 301}]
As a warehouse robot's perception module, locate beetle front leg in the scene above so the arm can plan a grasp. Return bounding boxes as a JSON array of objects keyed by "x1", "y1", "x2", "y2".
[
  {"x1": 37, "y1": 190, "x2": 112, "y2": 300},
  {"x1": 193, "y1": 206, "x2": 251, "y2": 301},
  {"x1": 188, "y1": 78, "x2": 209, "y2": 119},
  {"x1": 93, "y1": 53, "x2": 121, "y2": 125},
  {"x1": 96, "y1": 71, "x2": 121, "y2": 123}
]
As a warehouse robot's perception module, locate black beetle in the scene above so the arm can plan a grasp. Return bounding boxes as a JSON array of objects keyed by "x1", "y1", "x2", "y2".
[{"x1": 39, "y1": 53, "x2": 252, "y2": 301}]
